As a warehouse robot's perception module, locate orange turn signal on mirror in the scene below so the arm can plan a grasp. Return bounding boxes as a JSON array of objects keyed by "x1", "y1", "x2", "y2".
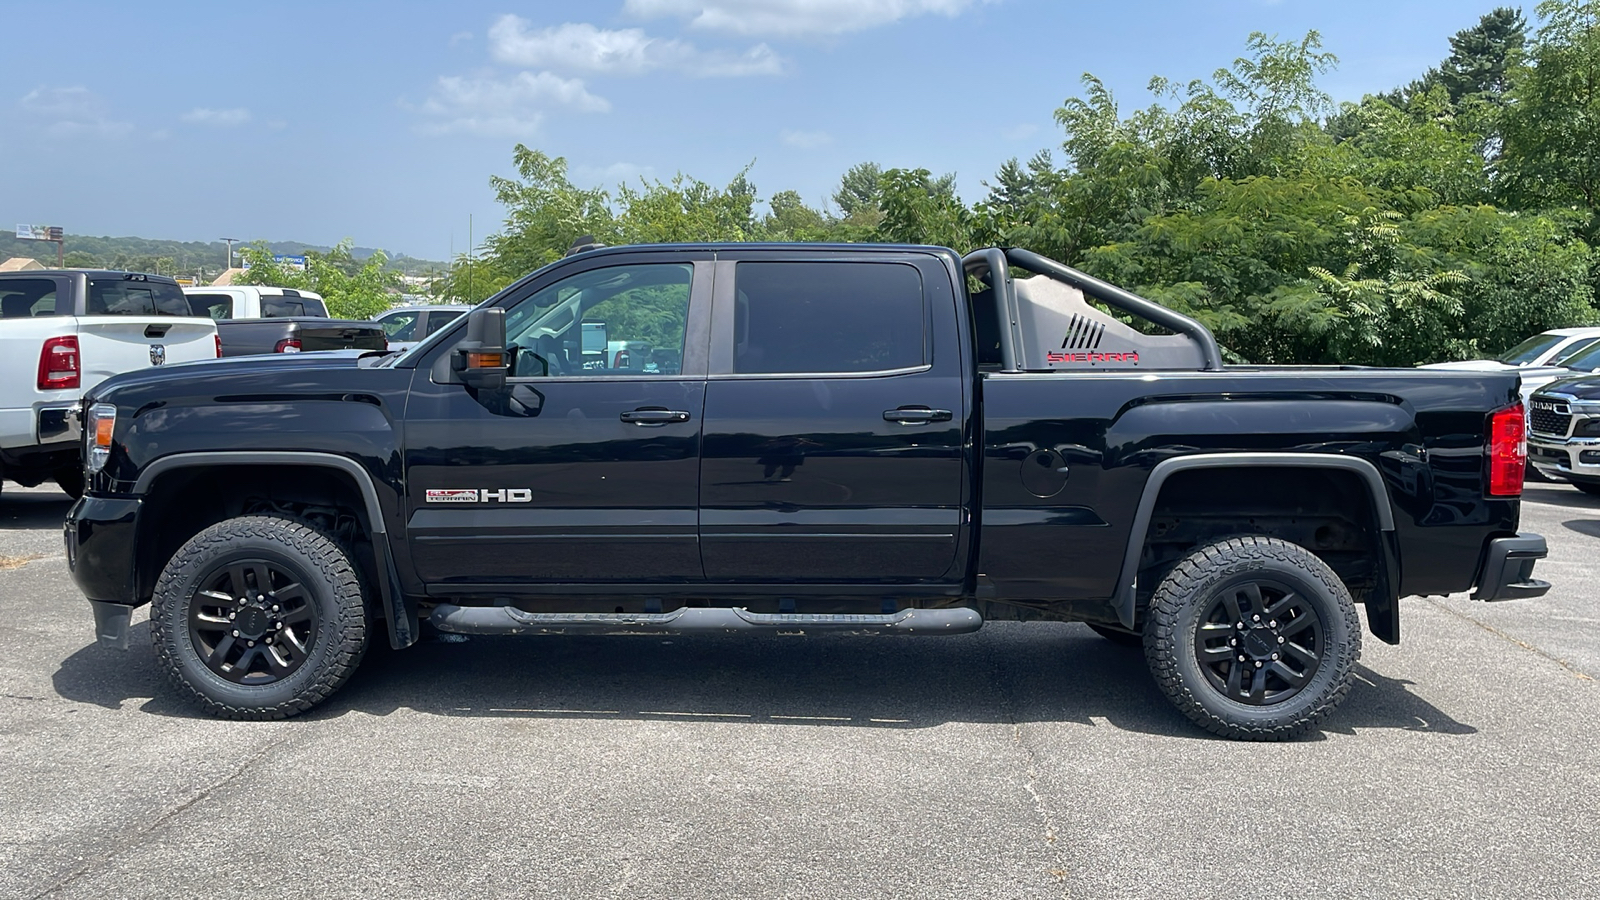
[{"x1": 466, "y1": 351, "x2": 504, "y2": 369}]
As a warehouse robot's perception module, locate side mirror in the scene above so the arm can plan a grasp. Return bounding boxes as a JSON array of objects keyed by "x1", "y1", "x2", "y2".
[{"x1": 454, "y1": 306, "x2": 508, "y2": 391}]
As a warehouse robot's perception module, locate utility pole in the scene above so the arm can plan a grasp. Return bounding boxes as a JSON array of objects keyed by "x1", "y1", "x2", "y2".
[{"x1": 220, "y1": 237, "x2": 240, "y2": 271}]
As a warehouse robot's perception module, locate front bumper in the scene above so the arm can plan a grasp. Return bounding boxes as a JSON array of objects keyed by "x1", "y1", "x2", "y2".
[
  {"x1": 63, "y1": 495, "x2": 143, "y2": 606},
  {"x1": 1528, "y1": 435, "x2": 1600, "y2": 481},
  {"x1": 1472, "y1": 532, "x2": 1550, "y2": 601}
]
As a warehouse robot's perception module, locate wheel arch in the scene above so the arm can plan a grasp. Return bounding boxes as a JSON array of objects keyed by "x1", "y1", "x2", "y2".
[
  {"x1": 133, "y1": 452, "x2": 415, "y2": 649},
  {"x1": 1115, "y1": 453, "x2": 1399, "y2": 642}
]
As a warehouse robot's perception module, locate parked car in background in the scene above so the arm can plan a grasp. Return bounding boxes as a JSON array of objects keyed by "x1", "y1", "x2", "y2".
[
  {"x1": 1423, "y1": 327, "x2": 1600, "y2": 372},
  {"x1": 371, "y1": 304, "x2": 471, "y2": 352},
  {"x1": 184, "y1": 286, "x2": 387, "y2": 357},
  {"x1": 1, "y1": 270, "x2": 217, "y2": 498}
]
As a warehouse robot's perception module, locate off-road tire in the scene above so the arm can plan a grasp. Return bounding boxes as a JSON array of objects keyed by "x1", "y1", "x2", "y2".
[
  {"x1": 53, "y1": 466, "x2": 84, "y2": 500},
  {"x1": 1086, "y1": 623, "x2": 1143, "y2": 647},
  {"x1": 151, "y1": 515, "x2": 368, "y2": 720},
  {"x1": 1144, "y1": 536, "x2": 1361, "y2": 741}
]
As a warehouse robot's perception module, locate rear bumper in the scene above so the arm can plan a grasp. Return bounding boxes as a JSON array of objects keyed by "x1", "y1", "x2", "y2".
[
  {"x1": 63, "y1": 495, "x2": 143, "y2": 605},
  {"x1": 1472, "y1": 532, "x2": 1550, "y2": 601}
]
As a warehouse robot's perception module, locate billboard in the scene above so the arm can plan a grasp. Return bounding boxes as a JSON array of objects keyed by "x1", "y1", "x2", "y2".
[
  {"x1": 239, "y1": 254, "x2": 308, "y2": 272},
  {"x1": 15, "y1": 225, "x2": 63, "y2": 241}
]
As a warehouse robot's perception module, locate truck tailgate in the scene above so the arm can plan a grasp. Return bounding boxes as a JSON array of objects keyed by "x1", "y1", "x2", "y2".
[
  {"x1": 290, "y1": 319, "x2": 387, "y2": 352},
  {"x1": 76, "y1": 317, "x2": 217, "y2": 387}
]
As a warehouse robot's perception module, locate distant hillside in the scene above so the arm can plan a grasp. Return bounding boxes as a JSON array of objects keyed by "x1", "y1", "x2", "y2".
[{"x1": 0, "y1": 230, "x2": 444, "y2": 279}]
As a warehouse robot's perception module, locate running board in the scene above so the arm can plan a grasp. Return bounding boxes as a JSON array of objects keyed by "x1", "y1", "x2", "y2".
[{"x1": 427, "y1": 605, "x2": 984, "y2": 636}]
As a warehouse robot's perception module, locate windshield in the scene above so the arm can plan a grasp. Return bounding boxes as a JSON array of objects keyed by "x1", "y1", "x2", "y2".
[
  {"x1": 1557, "y1": 343, "x2": 1600, "y2": 372},
  {"x1": 1497, "y1": 333, "x2": 1565, "y2": 365}
]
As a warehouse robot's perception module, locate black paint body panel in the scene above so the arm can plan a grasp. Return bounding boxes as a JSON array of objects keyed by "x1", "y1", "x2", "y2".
[{"x1": 67, "y1": 243, "x2": 1526, "y2": 638}]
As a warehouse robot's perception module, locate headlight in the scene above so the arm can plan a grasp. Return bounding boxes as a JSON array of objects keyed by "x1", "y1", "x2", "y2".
[
  {"x1": 1576, "y1": 418, "x2": 1600, "y2": 438},
  {"x1": 86, "y1": 403, "x2": 117, "y2": 472}
]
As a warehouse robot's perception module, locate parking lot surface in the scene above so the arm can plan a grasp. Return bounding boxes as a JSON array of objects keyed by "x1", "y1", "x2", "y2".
[{"x1": 3, "y1": 482, "x2": 1598, "y2": 899}]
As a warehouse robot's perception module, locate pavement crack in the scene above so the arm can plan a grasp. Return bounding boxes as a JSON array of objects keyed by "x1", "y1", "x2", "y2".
[
  {"x1": 1427, "y1": 597, "x2": 1595, "y2": 681},
  {"x1": 28, "y1": 734, "x2": 292, "y2": 900},
  {"x1": 983, "y1": 635, "x2": 1072, "y2": 899}
]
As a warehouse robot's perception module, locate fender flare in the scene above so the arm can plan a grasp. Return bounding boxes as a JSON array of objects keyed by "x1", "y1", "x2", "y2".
[
  {"x1": 1114, "y1": 452, "x2": 1397, "y2": 629},
  {"x1": 134, "y1": 451, "x2": 416, "y2": 649}
]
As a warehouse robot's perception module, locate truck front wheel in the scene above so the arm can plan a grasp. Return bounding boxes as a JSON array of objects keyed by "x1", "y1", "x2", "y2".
[
  {"x1": 150, "y1": 515, "x2": 368, "y2": 720},
  {"x1": 1143, "y1": 536, "x2": 1360, "y2": 741}
]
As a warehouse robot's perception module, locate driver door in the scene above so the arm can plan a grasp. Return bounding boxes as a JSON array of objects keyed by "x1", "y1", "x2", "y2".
[{"x1": 401, "y1": 251, "x2": 713, "y2": 585}]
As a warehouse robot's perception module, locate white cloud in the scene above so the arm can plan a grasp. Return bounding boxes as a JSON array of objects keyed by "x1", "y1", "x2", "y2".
[
  {"x1": 488, "y1": 16, "x2": 782, "y2": 76},
  {"x1": 18, "y1": 86, "x2": 133, "y2": 137},
  {"x1": 622, "y1": 0, "x2": 993, "y2": 36},
  {"x1": 417, "y1": 70, "x2": 610, "y2": 137},
  {"x1": 182, "y1": 107, "x2": 252, "y2": 127},
  {"x1": 575, "y1": 161, "x2": 658, "y2": 184},
  {"x1": 1002, "y1": 122, "x2": 1038, "y2": 140},
  {"x1": 449, "y1": 30, "x2": 473, "y2": 47},
  {"x1": 781, "y1": 128, "x2": 832, "y2": 148}
]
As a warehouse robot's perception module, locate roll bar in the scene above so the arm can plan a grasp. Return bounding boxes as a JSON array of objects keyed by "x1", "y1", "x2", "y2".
[{"x1": 961, "y1": 247, "x2": 1225, "y2": 372}]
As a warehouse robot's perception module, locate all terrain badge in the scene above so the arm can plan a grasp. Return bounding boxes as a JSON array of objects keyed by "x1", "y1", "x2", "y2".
[{"x1": 425, "y1": 489, "x2": 534, "y2": 503}]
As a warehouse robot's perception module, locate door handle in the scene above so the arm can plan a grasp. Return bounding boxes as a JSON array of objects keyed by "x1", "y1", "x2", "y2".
[
  {"x1": 883, "y1": 406, "x2": 953, "y2": 425},
  {"x1": 620, "y1": 408, "x2": 690, "y2": 426}
]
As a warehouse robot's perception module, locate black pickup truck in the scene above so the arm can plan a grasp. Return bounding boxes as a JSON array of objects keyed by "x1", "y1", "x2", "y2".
[{"x1": 64, "y1": 243, "x2": 1549, "y2": 740}]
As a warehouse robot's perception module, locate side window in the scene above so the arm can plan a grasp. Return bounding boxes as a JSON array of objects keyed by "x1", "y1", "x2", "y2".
[
  {"x1": 423, "y1": 309, "x2": 465, "y2": 337},
  {"x1": 380, "y1": 312, "x2": 418, "y2": 341},
  {"x1": 0, "y1": 279, "x2": 61, "y2": 318},
  {"x1": 731, "y1": 262, "x2": 925, "y2": 374},
  {"x1": 187, "y1": 293, "x2": 234, "y2": 319},
  {"x1": 503, "y1": 263, "x2": 692, "y2": 377}
]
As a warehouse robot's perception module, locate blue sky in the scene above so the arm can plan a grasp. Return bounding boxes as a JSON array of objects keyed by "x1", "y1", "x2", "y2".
[{"x1": 1, "y1": 0, "x2": 1505, "y2": 262}]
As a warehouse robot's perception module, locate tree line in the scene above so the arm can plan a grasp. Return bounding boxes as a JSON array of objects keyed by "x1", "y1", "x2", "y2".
[{"x1": 442, "y1": 1, "x2": 1600, "y2": 366}]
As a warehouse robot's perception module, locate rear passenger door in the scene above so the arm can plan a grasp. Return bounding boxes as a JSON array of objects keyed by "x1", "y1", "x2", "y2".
[{"x1": 698, "y1": 251, "x2": 968, "y2": 583}]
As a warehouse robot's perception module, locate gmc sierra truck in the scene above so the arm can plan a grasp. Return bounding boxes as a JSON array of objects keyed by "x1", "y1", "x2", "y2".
[{"x1": 65, "y1": 243, "x2": 1550, "y2": 740}]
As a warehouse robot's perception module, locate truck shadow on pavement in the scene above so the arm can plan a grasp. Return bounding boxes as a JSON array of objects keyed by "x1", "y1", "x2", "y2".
[
  {"x1": 51, "y1": 621, "x2": 1477, "y2": 740},
  {"x1": 0, "y1": 492, "x2": 73, "y2": 530}
]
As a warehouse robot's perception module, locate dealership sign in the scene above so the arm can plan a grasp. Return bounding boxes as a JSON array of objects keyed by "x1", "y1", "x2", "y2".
[{"x1": 15, "y1": 225, "x2": 63, "y2": 241}]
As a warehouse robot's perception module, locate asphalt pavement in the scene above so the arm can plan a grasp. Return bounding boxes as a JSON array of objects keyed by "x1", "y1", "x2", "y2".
[{"x1": 2, "y1": 481, "x2": 1597, "y2": 899}]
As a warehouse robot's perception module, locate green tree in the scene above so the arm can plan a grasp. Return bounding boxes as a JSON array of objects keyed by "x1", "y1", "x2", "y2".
[
  {"x1": 1499, "y1": 0, "x2": 1600, "y2": 226},
  {"x1": 238, "y1": 240, "x2": 400, "y2": 318}
]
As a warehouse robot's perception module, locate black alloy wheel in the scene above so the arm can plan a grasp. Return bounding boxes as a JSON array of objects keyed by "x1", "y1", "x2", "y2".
[
  {"x1": 152, "y1": 515, "x2": 368, "y2": 720},
  {"x1": 188, "y1": 559, "x2": 320, "y2": 685},
  {"x1": 1144, "y1": 536, "x2": 1360, "y2": 741},
  {"x1": 1192, "y1": 577, "x2": 1322, "y2": 706}
]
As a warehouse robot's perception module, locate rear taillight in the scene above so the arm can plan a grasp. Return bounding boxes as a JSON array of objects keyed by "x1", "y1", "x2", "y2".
[
  {"x1": 214, "y1": 334, "x2": 222, "y2": 358},
  {"x1": 1488, "y1": 403, "x2": 1526, "y2": 496},
  {"x1": 274, "y1": 338, "x2": 302, "y2": 353},
  {"x1": 37, "y1": 335, "x2": 81, "y2": 390}
]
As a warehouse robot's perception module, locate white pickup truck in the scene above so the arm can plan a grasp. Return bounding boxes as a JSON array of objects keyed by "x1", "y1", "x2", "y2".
[{"x1": 0, "y1": 270, "x2": 218, "y2": 498}]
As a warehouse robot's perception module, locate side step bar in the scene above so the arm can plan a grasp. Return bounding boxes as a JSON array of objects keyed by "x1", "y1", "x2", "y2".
[{"x1": 428, "y1": 605, "x2": 985, "y2": 636}]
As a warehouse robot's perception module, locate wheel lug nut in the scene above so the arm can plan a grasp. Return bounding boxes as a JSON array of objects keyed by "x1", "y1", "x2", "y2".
[
  {"x1": 1252, "y1": 614, "x2": 1261, "y2": 622},
  {"x1": 1277, "y1": 636, "x2": 1285, "y2": 644},
  {"x1": 1271, "y1": 653, "x2": 1280, "y2": 661},
  {"x1": 1269, "y1": 620, "x2": 1277, "y2": 628},
  {"x1": 1230, "y1": 639, "x2": 1238, "y2": 646},
  {"x1": 247, "y1": 640, "x2": 255, "y2": 647},
  {"x1": 271, "y1": 605, "x2": 279, "y2": 612},
  {"x1": 231, "y1": 630, "x2": 239, "y2": 637},
  {"x1": 228, "y1": 612, "x2": 236, "y2": 620},
  {"x1": 1236, "y1": 622, "x2": 1246, "y2": 630},
  {"x1": 1238, "y1": 655, "x2": 1247, "y2": 662},
  {"x1": 276, "y1": 622, "x2": 284, "y2": 630},
  {"x1": 1254, "y1": 661, "x2": 1263, "y2": 668}
]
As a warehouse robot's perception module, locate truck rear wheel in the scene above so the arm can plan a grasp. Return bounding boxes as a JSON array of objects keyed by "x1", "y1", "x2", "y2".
[
  {"x1": 150, "y1": 515, "x2": 368, "y2": 720},
  {"x1": 1143, "y1": 536, "x2": 1360, "y2": 741}
]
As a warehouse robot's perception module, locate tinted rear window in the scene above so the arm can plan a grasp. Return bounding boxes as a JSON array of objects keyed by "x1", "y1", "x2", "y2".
[
  {"x1": 732, "y1": 262, "x2": 925, "y2": 374},
  {"x1": 1497, "y1": 333, "x2": 1564, "y2": 365},
  {"x1": 262, "y1": 295, "x2": 329, "y2": 317},
  {"x1": 0, "y1": 278, "x2": 61, "y2": 318},
  {"x1": 187, "y1": 293, "x2": 234, "y2": 319},
  {"x1": 87, "y1": 278, "x2": 191, "y2": 317}
]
